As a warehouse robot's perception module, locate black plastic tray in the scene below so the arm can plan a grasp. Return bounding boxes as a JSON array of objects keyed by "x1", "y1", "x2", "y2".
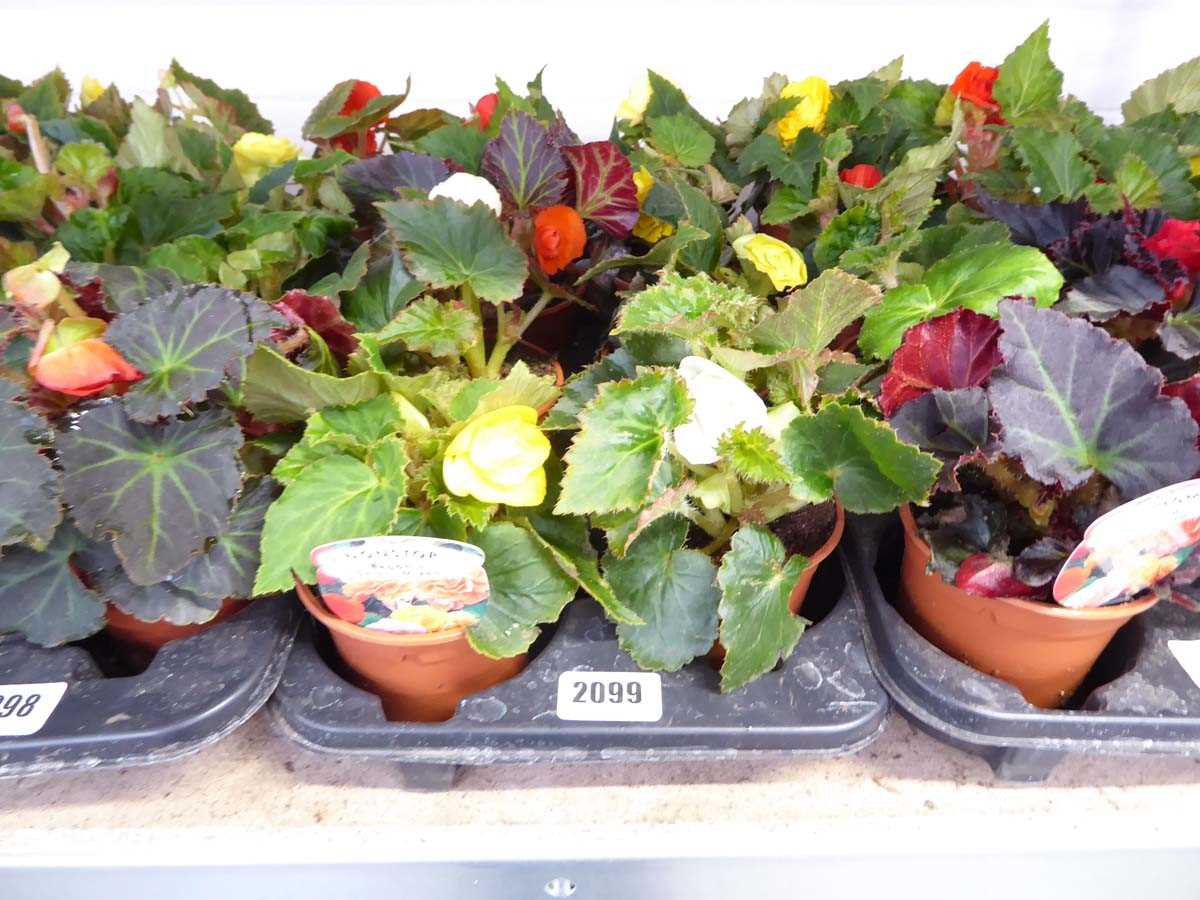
[
  {"x1": 843, "y1": 514, "x2": 1200, "y2": 781},
  {"x1": 269, "y1": 551, "x2": 889, "y2": 788},
  {"x1": 0, "y1": 596, "x2": 297, "y2": 778}
]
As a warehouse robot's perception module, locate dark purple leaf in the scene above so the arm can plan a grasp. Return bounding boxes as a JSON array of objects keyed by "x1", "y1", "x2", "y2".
[
  {"x1": 1014, "y1": 537, "x2": 1072, "y2": 588},
  {"x1": 1161, "y1": 294, "x2": 1200, "y2": 359},
  {"x1": 1058, "y1": 264, "x2": 1165, "y2": 321},
  {"x1": 339, "y1": 152, "x2": 449, "y2": 208},
  {"x1": 562, "y1": 141, "x2": 639, "y2": 239},
  {"x1": 989, "y1": 299, "x2": 1200, "y2": 497},
  {"x1": 977, "y1": 191, "x2": 1086, "y2": 246},
  {"x1": 481, "y1": 112, "x2": 567, "y2": 212},
  {"x1": 891, "y1": 387, "x2": 990, "y2": 459}
]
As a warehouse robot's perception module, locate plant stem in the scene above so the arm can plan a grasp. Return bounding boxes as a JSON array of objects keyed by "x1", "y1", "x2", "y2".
[
  {"x1": 698, "y1": 517, "x2": 739, "y2": 556},
  {"x1": 461, "y1": 284, "x2": 488, "y2": 378}
]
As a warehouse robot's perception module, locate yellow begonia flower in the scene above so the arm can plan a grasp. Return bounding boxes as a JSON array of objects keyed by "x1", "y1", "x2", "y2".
[
  {"x1": 442, "y1": 405, "x2": 551, "y2": 507},
  {"x1": 631, "y1": 166, "x2": 675, "y2": 244},
  {"x1": 232, "y1": 132, "x2": 301, "y2": 186},
  {"x1": 2, "y1": 242, "x2": 70, "y2": 312},
  {"x1": 776, "y1": 76, "x2": 832, "y2": 145},
  {"x1": 80, "y1": 76, "x2": 105, "y2": 107},
  {"x1": 1191, "y1": 156, "x2": 1200, "y2": 178},
  {"x1": 732, "y1": 233, "x2": 807, "y2": 292},
  {"x1": 616, "y1": 73, "x2": 654, "y2": 125}
]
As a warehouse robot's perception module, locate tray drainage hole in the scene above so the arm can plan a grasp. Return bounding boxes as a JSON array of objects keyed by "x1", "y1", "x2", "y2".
[{"x1": 544, "y1": 877, "x2": 576, "y2": 897}]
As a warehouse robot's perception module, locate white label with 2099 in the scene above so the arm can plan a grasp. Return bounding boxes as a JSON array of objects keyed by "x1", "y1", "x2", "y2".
[
  {"x1": 0, "y1": 682, "x2": 67, "y2": 737},
  {"x1": 555, "y1": 671, "x2": 663, "y2": 722}
]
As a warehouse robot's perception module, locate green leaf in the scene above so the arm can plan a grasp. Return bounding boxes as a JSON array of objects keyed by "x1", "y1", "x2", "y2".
[
  {"x1": 378, "y1": 197, "x2": 528, "y2": 303},
  {"x1": 614, "y1": 271, "x2": 760, "y2": 347},
  {"x1": 647, "y1": 114, "x2": 716, "y2": 166},
  {"x1": 716, "y1": 525, "x2": 808, "y2": 693},
  {"x1": 1114, "y1": 153, "x2": 1162, "y2": 208},
  {"x1": 174, "y1": 477, "x2": 277, "y2": 599},
  {"x1": 465, "y1": 522, "x2": 577, "y2": 658},
  {"x1": 16, "y1": 70, "x2": 67, "y2": 120},
  {"x1": 60, "y1": 406, "x2": 244, "y2": 585},
  {"x1": 376, "y1": 294, "x2": 479, "y2": 357},
  {"x1": 0, "y1": 401, "x2": 61, "y2": 551},
  {"x1": 543, "y1": 349, "x2": 637, "y2": 430},
  {"x1": 0, "y1": 524, "x2": 106, "y2": 646},
  {"x1": 1011, "y1": 128, "x2": 1095, "y2": 201},
  {"x1": 813, "y1": 205, "x2": 883, "y2": 269},
  {"x1": 54, "y1": 143, "x2": 114, "y2": 189},
  {"x1": 467, "y1": 360, "x2": 560, "y2": 420},
  {"x1": 416, "y1": 124, "x2": 489, "y2": 173},
  {"x1": 105, "y1": 284, "x2": 268, "y2": 422},
  {"x1": 779, "y1": 403, "x2": 939, "y2": 512},
  {"x1": 993, "y1": 21, "x2": 1063, "y2": 123},
  {"x1": 527, "y1": 512, "x2": 642, "y2": 625},
  {"x1": 341, "y1": 251, "x2": 423, "y2": 332},
  {"x1": 717, "y1": 425, "x2": 792, "y2": 484},
  {"x1": 574, "y1": 223, "x2": 708, "y2": 283},
  {"x1": 738, "y1": 129, "x2": 824, "y2": 192},
  {"x1": 859, "y1": 242, "x2": 1064, "y2": 359},
  {"x1": 169, "y1": 59, "x2": 273, "y2": 135},
  {"x1": 145, "y1": 235, "x2": 225, "y2": 283},
  {"x1": 302, "y1": 78, "x2": 406, "y2": 140},
  {"x1": 556, "y1": 371, "x2": 691, "y2": 515},
  {"x1": 0, "y1": 160, "x2": 51, "y2": 223},
  {"x1": 1123, "y1": 56, "x2": 1200, "y2": 122},
  {"x1": 603, "y1": 515, "x2": 719, "y2": 671},
  {"x1": 750, "y1": 269, "x2": 882, "y2": 355},
  {"x1": 253, "y1": 452, "x2": 405, "y2": 594},
  {"x1": 760, "y1": 186, "x2": 814, "y2": 226},
  {"x1": 241, "y1": 346, "x2": 386, "y2": 422}
]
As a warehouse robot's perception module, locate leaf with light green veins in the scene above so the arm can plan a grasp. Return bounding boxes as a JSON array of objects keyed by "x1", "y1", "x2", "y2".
[
  {"x1": 377, "y1": 295, "x2": 479, "y2": 358},
  {"x1": 717, "y1": 426, "x2": 792, "y2": 485},
  {"x1": 175, "y1": 477, "x2": 278, "y2": 600},
  {"x1": 717, "y1": 524, "x2": 808, "y2": 692},
  {"x1": 603, "y1": 515, "x2": 719, "y2": 671},
  {"x1": 779, "y1": 403, "x2": 940, "y2": 513},
  {"x1": 105, "y1": 284, "x2": 269, "y2": 422},
  {"x1": 84, "y1": 541, "x2": 221, "y2": 626},
  {"x1": 615, "y1": 271, "x2": 760, "y2": 347},
  {"x1": 253, "y1": 445, "x2": 408, "y2": 593},
  {"x1": 465, "y1": 522, "x2": 577, "y2": 658},
  {"x1": 60, "y1": 405, "x2": 244, "y2": 585},
  {"x1": 1114, "y1": 153, "x2": 1162, "y2": 208},
  {"x1": 993, "y1": 21, "x2": 1063, "y2": 123},
  {"x1": 1011, "y1": 128, "x2": 1094, "y2": 201},
  {"x1": 1123, "y1": 55, "x2": 1200, "y2": 122},
  {"x1": 241, "y1": 346, "x2": 387, "y2": 422},
  {"x1": 378, "y1": 197, "x2": 528, "y2": 303},
  {"x1": 0, "y1": 401, "x2": 61, "y2": 551},
  {"x1": 858, "y1": 242, "x2": 1064, "y2": 359},
  {"x1": 0, "y1": 524, "x2": 106, "y2": 646},
  {"x1": 647, "y1": 114, "x2": 716, "y2": 167},
  {"x1": 555, "y1": 371, "x2": 691, "y2": 516},
  {"x1": 750, "y1": 269, "x2": 882, "y2": 355},
  {"x1": 574, "y1": 223, "x2": 708, "y2": 284}
]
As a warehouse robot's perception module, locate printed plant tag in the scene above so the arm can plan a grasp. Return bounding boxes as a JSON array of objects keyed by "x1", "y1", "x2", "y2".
[
  {"x1": 0, "y1": 682, "x2": 68, "y2": 737},
  {"x1": 1054, "y1": 479, "x2": 1200, "y2": 609},
  {"x1": 310, "y1": 536, "x2": 488, "y2": 634},
  {"x1": 1168, "y1": 640, "x2": 1200, "y2": 690},
  {"x1": 555, "y1": 671, "x2": 663, "y2": 722}
]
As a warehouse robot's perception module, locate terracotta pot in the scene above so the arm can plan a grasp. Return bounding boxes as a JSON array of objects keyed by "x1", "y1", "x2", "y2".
[
  {"x1": 104, "y1": 597, "x2": 249, "y2": 654},
  {"x1": 709, "y1": 502, "x2": 845, "y2": 664},
  {"x1": 896, "y1": 505, "x2": 1157, "y2": 709},
  {"x1": 295, "y1": 580, "x2": 527, "y2": 722}
]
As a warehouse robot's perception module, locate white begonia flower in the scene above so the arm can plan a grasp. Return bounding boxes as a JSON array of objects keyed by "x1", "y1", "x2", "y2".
[
  {"x1": 673, "y1": 356, "x2": 769, "y2": 466},
  {"x1": 428, "y1": 172, "x2": 502, "y2": 216}
]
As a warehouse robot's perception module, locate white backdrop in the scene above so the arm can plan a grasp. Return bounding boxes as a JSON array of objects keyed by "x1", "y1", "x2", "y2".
[{"x1": 3, "y1": 0, "x2": 1199, "y2": 141}]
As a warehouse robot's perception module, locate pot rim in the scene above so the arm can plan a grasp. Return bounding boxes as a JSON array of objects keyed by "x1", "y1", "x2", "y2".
[
  {"x1": 805, "y1": 501, "x2": 845, "y2": 567},
  {"x1": 899, "y1": 504, "x2": 1159, "y2": 620},
  {"x1": 294, "y1": 575, "x2": 474, "y2": 647}
]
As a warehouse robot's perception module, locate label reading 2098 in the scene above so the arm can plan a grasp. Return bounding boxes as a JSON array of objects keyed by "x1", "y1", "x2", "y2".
[
  {"x1": 0, "y1": 682, "x2": 68, "y2": 737},
  {"x1": 555, "y1": 672, "x2": 663, "y2": 722}
]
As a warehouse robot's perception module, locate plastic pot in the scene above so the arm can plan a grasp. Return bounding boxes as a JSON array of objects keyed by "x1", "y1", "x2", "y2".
[
  {"x1": 105, "y1": 597, "x2": 250, "y2": 654},
  {"x1": 896, "y1": 505, "x2": 1158, "y2": 709},
  {"x1": 295, "y1": 580, "x2": 528, "y2": 722},
  {"x1": 710, "y1": 502, "x2": 845, "y2": 663}
]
